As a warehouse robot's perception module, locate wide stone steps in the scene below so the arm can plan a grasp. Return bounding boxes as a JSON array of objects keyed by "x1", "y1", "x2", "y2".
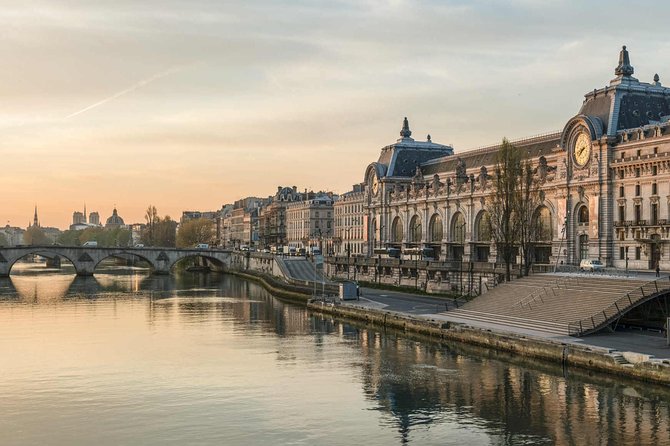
[
  {"x1": 458, "y1": 274, "x2": 647, "y2": 335},
  {"x1": 445, "y1": 308, "x2": 569, "y2": 335}
]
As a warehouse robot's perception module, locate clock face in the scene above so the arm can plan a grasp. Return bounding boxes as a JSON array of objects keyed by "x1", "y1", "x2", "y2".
[
  {"x1": 574, "y1": 132, "x2": 592, "y2": 167},
  {"x1": 371, "y1": 175, "x2": 379, "y2": 195}
]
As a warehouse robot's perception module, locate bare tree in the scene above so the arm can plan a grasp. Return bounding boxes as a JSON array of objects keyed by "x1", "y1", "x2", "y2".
[
  {"x1": 144, "y1": 205, "x2": 159, "y2": 246},
  {"x1": 516, "y1": 159, "x2": 542, "y2": 276},
  {"x1": 487, "y1": 138, "x2": 523, "y2": 281}
]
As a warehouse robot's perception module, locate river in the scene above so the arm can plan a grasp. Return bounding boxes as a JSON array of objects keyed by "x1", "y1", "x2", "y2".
[{"x1": 1, "y1": 262, "x2": 668, "y2": 445}]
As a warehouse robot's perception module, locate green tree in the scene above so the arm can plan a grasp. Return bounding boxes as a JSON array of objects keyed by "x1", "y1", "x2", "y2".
[
  {"x1": 155, "y1": 216, "x2": 177, "y2": 247},
  {"x1": 24, "y1": 225, "x2": 50, "y2": 245},
  {"x1": 78, "y1": 227, "x2": 131, "y2": 247},
  {"x1": 176, "y1": 218, "x2": 215, "y2": 248},
  {"x1": 487, "y1": 138, "x2": 523, "y2": 281},
  {"x1": 57, "y1": 230, "x2": 82, "y2": 246}
]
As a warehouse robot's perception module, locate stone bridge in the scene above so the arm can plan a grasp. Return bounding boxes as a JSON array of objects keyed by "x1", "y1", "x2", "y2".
[{"x1": 0, "y1": 245, "x2": 232, "y2": 276}]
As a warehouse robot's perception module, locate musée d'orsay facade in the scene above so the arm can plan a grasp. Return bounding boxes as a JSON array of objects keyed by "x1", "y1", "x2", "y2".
[{"x1": 361, "y1": 47, "x2": 670, "y2": 271}]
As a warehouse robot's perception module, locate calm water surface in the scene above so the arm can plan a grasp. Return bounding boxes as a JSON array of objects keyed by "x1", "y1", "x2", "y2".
[{"x1": 1, "y1": 263, "x2": 669, "y2": 446}]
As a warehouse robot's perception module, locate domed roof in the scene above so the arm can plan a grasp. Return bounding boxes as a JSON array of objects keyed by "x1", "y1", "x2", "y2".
[{"x1": 105, "y1": 208, "x2": 125, "y2": 226}]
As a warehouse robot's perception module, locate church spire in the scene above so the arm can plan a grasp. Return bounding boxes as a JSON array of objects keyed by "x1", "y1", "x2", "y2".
[
  {"x1": 614, "y1": 45, "x2": 634, "y2": 77},
  {"x1": 33, "y1": 205, "x2": 39, "y2": 228},
  {"x1": 399, "y1": 117, "x2": 412, "y2": 139}
]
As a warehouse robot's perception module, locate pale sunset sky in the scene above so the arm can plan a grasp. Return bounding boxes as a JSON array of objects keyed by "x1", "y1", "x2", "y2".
[{"x1": 2, "y1": 0, "x2": 669, "y2": 229}]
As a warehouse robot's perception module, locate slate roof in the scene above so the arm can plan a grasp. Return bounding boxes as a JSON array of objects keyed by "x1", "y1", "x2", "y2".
[
  {"x1": 580, "y1": 46, "x2": 670, "y2": 135},
  {"x1": 376, "y1": 118, "x2": 454, "y2": 178},
  {"x1": 421, "y1": 133, "x2": 561, "y2": 176}
]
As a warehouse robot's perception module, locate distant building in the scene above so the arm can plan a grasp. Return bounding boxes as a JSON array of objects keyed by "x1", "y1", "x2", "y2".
[
  {"x1": 333, "y1": 184, "x2": 366, "y2": 256},
  {"x1": 89, "y1": 212, "x2": 100, "y2": 226},
  {"x1": 105, "y1": 208, "x2": 126, "y2": 229},
  {"x1": 228, "y1": 197, "x2": 264, "y2": 248},
  {"x1": 258, "y1": 186, "x2": 303, "y2": 249},
  {"x1": 0, "y1": 225, "x2": 25, "y2": 246},
  {"x1": 286, "y1": 191, "x2": 334, "y2": 252},
  {"x1": 72, "y1": 211, "x2": 86, "y2": 225},
  {"x1": 180, "y1": 210, "x2": 219, "y2": 225}
]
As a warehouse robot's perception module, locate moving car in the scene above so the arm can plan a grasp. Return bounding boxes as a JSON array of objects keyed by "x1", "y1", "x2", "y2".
[
  {"x1": 580, "y1": 259, "x2": 604, "y2": 272},
  {"x1": 195, "y1": 243, "x2": 210, "y2": 249}
]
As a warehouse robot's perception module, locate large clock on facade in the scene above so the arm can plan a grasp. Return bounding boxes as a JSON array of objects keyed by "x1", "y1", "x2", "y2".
[{"x1": 573, "y1": 132, "x2": 592, "y2": 168}]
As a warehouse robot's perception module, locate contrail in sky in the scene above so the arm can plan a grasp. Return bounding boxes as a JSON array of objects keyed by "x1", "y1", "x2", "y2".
[{"x1": 64, "y1": 66, "x2": 183, "y2": 120}]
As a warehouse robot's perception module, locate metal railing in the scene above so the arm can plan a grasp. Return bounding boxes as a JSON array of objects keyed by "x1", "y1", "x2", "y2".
[
  {"x1": 568, "y1": 276, "x2": 670, "y2": 336},
  {"x1": 515, "y1": 276, "x2": 579, "y2": 310}
]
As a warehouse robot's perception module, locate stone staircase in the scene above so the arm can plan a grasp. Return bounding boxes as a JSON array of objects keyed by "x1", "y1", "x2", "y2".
[{"x1": 445, "y1": 274, "x2": 648, "y2": 335}]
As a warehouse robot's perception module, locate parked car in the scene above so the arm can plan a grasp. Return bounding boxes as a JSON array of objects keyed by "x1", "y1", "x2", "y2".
[
  {"x1": 580, "y1": 259, "x2": 604, "y2": 272},
  {"x1": 195, "y1": 243, "x2": 210, "y2": 249},
  {"x1": 82, "y1": 241, "x2": 98, "y2": 247},
  {"x1": 134, "y1": 244, "x2": 145, "y2": 248}
]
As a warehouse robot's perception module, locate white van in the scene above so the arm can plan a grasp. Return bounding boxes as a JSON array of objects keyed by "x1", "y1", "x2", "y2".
[{"x1": 82, "y1": 241, "x2": 98, "y2": 247}]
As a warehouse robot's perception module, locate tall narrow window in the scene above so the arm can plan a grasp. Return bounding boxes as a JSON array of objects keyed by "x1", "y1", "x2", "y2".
[
  {"x1": 652, "y1": 203, "x2": 658, "y2": 225},
  {"x1": 652, "y1": 183, "x2": 657, "y2": 195},
  {"x1": 618, "y1": 205, "x2": 625, "y2": 222},
  {"x1": 635, "y1": 184, "x2": 641, "y2": 196},
  {"x1": 634, "y1": 204, "x2": 641, "y2": 223},
  {"x1": 652, "y1": 165, "x2": 658, "y2": 176},
  {"x1": 635, "y1": 168, "x2": 641, "y2": 178},
  {"x1": 619, "y1": 186, "x2": 625, "y2": 197}
]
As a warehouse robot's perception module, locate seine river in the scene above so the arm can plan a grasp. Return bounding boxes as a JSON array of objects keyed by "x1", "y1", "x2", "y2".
[{"x1": 1, "y1": 263, "x2": 669, "y2": 446}]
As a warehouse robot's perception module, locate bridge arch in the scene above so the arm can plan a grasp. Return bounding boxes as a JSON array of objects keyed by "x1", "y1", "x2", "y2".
[
  {"x1": 168, "y1": 253, "x2": 227, "y2": 273},
  {"x1": 5, "y1": 249, "x2": 78, "y2": 276},
  {"x1": 92, "y1": 251, "x2": 157, "y2": 273}
]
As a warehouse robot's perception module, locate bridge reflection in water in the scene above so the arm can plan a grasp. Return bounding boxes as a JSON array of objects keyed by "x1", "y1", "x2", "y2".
[{"x1": 0, "y1": 268, "x2": 668, "y2": 445}]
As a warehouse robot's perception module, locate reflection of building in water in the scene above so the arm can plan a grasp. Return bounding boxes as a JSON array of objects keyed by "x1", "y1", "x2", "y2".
[{"x1": 347, "y1": 326, "x2": 670, "y2": 444}]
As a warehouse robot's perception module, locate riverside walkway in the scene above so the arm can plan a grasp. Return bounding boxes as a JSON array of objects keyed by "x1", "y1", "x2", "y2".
[{"x1": 349, "y1": 274, "x2": 670, "y2": 361}]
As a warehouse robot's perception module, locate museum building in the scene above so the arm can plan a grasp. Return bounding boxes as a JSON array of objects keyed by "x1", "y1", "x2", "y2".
[{"x1": 362, "y1": 46, "x2": 670, "y2": 271}]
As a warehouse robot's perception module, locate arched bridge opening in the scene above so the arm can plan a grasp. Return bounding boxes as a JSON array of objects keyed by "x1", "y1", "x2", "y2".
[
  {"x1": 93, "y1": 252, "x2": 155, "y2": 274},
  {"x1": 170, "y1": 254, "x2": 227, "y2": 274},
  {"x1": 5, "y1": 250, "x2": 77, "y2": 277}
]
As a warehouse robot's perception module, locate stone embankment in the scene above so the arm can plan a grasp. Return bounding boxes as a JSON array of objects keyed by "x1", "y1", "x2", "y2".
[{"x1": 228, "y1": 264, "x2": 670, "y2": 385}]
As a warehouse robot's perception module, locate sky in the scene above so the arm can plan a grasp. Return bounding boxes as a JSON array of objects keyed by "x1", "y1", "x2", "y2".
[{"x1": 2, "y1": 0, "x2": 670, "y2": 229}]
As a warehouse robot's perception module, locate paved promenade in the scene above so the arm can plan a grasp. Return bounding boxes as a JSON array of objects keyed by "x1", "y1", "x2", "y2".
[{"x1": 352, "y1": 284, "x2": 670, "y2": 360}]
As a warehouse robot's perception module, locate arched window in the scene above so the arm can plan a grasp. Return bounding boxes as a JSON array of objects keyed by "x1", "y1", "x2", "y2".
[
  {"x1": 534, "y1": 206, "x2": 553, "y2": 241},
  {"x1": 391, "y1": 216, "x2": 403, "y2": 243},
  {"x1": 475, "y1": 211, "x2": 491, "y2": 242},
  {"x1": 578, "y1": 205, "x2": 589, "y2": 224},
  {"x1": 409, "y1": 215, "x2": 422, "y2": 243},
  {"x1": 451, "y1": 212, "x2": 466, "y2": 243},
  {"x1": 428, "y1": 214, "x2": 443, "y2": 242}
]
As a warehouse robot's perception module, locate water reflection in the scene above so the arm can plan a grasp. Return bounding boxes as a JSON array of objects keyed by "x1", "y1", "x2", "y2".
[{"x1": 0, "y1": 266, "x2": 668, "y2": 445}]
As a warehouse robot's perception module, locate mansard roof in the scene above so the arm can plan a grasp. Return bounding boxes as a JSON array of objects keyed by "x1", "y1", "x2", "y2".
[
  {"x1": 376, "y1": 118, "x2": 454, "y2": 178},
  {"x1": 579, "y1": 46, "x2": 670, "y2": 136},
  {"x1": 421, "y1": 132, "x2": 561, "y2": 176}
]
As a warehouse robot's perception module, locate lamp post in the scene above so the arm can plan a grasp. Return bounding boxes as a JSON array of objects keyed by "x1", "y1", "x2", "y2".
[
  {"x1": 410, "y1": 222, "x2": 421, "y2": 290},
  {"x1": 554, "y1": 214, "x2": 568, "y2": 273},
  {"x1": 455, "y1": 221, "x2": 466, "y2": 293},
  {"x1": 625, "y1": 246, "x2": 629, "y2": 275},
  {"x1": 344, "y1": 227, "x2": 351, "y2": 279}
]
